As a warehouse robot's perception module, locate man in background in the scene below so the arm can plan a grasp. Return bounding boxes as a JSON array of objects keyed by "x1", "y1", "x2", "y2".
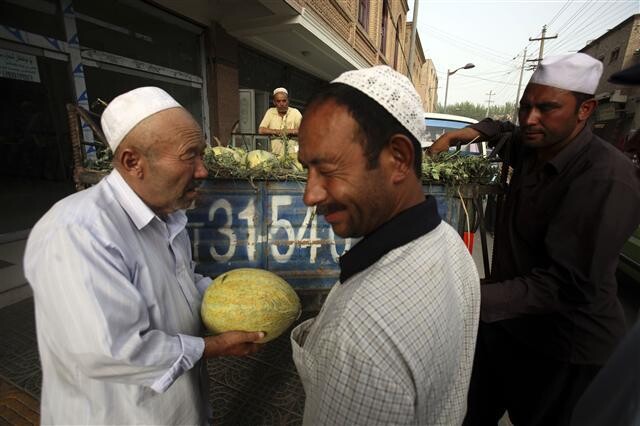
[
  {"x1": 570, "y1": 61, "x2": 640, "y2": 426},
  {"x1": 258, "y1": 87, "x2": 302, "y2": 157},
  {"x1": 24, "y1": 86, "x2": 263, "y2": 425},
  {"x1": 430, "y1": 53, "x2": 640, "y2": 425}
]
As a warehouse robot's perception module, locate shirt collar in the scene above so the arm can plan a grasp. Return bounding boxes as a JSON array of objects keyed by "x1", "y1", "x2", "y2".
[
  {"x1": 546, "y1": 125, "x2": 592, "y2": 173},
  {"x1": 339, "y1": 196, "x2": 441, "y2": 284},
  {"x1": 105, "y1": 169, "x2": 187, "y2": 236}
]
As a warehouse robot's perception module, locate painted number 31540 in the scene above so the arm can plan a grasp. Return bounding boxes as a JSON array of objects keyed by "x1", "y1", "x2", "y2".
[{"x1": 191, "y1": 195, "x2": 352, "y2": 265}]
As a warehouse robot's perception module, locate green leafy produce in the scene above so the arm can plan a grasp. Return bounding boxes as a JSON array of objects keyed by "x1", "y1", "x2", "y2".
[
  {"x1": 203, "y1": 146, "x2": 305, "y2": 181},
  {"x1": 85, "y1": 143, "x2": 499, "y2": 187},
  {"x1": 421, "y1": 152, "x2": 498, "y2": 186}
]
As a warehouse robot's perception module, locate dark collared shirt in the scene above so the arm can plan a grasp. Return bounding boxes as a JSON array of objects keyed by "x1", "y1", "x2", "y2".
[
  {"x1": 474, "y1": 119, "x2": 640, "y2": 364},
  {"x1": 340, "y1": 196, "x2": 441, "y2": 283}
]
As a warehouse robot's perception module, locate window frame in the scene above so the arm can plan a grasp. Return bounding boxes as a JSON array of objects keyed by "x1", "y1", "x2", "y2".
[
  {"x1": 357, "y1": 0, "x2": 369, "y2": 30},
  {"x1": 609, "y1": 47, "x2": 620, "y2": 64},
  {"x1": 380, "y1": 0, "x2": 389, "y2": 54}
]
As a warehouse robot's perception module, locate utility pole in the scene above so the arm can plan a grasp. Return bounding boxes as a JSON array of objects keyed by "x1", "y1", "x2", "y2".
[
  {"x1": 513, "y1": 47, "x2": 527, "y2": 123},
  {"x1": 527, "y1": 25, "x2": 558, "y2": 67},
  {"x1": 407, "y1": 0, "x2": 419, "y2": 82},
  {"x1": 485, "y1": 90, "x2": 495, "y2": 117}
]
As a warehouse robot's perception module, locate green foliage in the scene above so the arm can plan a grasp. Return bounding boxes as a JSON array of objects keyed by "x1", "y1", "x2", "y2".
[
  {"x1": 83, "y1": 145, "x2": 500, "y2": 188},
  {"x1": 204, "y1": 146, "x2": 305, "y2": 181},
  {"x1": 421, "y1": 152, "x2": 498, "y2": 186},
  {"x1": 84, "y1": 145, "x2": 113, "y2": 171}
]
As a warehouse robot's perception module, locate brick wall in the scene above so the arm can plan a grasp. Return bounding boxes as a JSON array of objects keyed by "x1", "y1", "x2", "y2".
[{"x1": 581, "y1": 14, "x2": 640, "y2": 130}]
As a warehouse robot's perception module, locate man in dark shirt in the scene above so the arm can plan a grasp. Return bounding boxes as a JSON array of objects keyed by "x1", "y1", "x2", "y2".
[
  {"x1": 430, "y1": 53, "x2": 640, "y2": 425},
  {"x1": 570, "y1": 61, "x2": 640, "y2": 426}
]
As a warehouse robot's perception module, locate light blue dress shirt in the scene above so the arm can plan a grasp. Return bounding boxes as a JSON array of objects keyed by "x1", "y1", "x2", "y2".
[{"x1": 24, "y1": 169, "x2": 212, "y2": 425}]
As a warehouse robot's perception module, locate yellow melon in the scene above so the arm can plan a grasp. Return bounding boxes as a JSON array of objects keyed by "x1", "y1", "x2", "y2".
[
  {"x1": 246, "y1": 149, "x2": 276, "y2": 169},
  {"x1": 201, "y1": 268, "x2": 301, "y2": 343}
]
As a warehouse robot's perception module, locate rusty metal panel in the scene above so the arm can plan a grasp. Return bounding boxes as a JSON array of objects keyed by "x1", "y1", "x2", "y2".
[
  {"x1": 187, "y1": 179, "x2": 352, "y2": 290},
  {"x1": 187, "y1": 179, "x2": 464, "y2": 291}
]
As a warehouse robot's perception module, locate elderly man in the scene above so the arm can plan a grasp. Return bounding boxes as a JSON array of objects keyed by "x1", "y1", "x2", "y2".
[
  {"x1": 258, "y1": 87, "x2": 302, "y2": 157},
  {"x1": 430, "y1": 53, "x2": 640, "y2": 425},
  {"x1": 291, "y1": 65, "x2": 480, "y2": 425},
  {"x1": 24, "y1": 87, "x2": 264, "y2": 425}
]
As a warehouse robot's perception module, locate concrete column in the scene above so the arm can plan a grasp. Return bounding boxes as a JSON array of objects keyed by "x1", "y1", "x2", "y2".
[{"x1": 204, "y1": 24, "x2": 240, "y2": 146}]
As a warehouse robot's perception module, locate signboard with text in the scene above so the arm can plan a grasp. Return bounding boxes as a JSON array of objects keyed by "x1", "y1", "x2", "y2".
[{"x1": 0, "y1": 48, "x2": 40, "y2": 83}]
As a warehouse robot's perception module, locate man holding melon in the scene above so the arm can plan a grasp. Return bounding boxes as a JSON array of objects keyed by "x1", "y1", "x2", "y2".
[
  {"x1": 291, "y1": 66, "x2": 481, "y2": 425},
  {"x1": 24, "y1": 87, "x2": 264, "y2": 425}
]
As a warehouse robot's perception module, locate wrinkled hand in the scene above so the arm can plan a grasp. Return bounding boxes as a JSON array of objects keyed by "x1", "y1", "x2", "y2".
[
  {"x1": 203, "y1": 331, "x2": 264, "y2": 358},
  {"x1": 428, "y1": 127, "x2": 482, "y2": 157}
]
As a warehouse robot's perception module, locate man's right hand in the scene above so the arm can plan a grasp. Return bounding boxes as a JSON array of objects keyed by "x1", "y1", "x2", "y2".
[
  {"x1": 428, "y1": 127, "x2": 483, "y2": 156},
  {"x1": 203, "y1": 331, "x2": 264, "y2": 358}
]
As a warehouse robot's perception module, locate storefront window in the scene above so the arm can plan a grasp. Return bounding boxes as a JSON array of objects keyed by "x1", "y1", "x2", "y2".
[
  {"x1": 74, "y1": 0, "x2": 203, "y2": 76},
  {"x1": 0, "y1": 54, "x2": 73, "y2": 181},
  {"x1": 0, "y1": 0, "x2": 65, "y2": 40},
  {"x1": 83, "y1": 66, "x2": 203, "y2": 129}
]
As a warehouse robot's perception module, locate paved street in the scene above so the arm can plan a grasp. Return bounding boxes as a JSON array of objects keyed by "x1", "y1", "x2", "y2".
[
  {"x1": 0, "y1": 297, "x2": 309, "y2": 425},
  {"x1": 1, "y1": 230, "x2": 637, "y2": 425}
]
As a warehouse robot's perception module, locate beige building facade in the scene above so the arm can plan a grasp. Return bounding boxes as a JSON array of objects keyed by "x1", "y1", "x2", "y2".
[
  {"x1": 405, "y1": 21, "x2": 439, "y2": 111},
  {"x1": 580, "y1": 13, "x2": 640, "y2": 145},
  {"x1": 157, "y1": 0, "x2": 436, "y2": 138},
  {"x1": 0, "y1": 0, "x2": 439, "y2": 306},
  {"x1": 419, "y1": 59, "x2": 439, "y2": 112}
]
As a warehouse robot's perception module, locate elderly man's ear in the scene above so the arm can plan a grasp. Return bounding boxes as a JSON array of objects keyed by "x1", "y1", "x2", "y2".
[
  {"x1": 117, "y1": 148, "x2": 145, "y2": 178},
  {"x1": 386, "y1": 134, "x2": 416, "y2": 184}
]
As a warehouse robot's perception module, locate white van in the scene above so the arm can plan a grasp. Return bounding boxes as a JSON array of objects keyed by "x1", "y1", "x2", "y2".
[{"x1": 424, "y1": 112, "x2": 487, "y2": 156}]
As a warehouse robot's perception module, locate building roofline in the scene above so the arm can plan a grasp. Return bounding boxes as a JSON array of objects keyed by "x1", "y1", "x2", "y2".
[{"x1": 580, "y1": 13, "x2": 639, "y2": 52}]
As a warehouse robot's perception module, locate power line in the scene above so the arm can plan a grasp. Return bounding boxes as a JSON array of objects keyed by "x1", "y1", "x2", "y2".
[
  {"x1": 547, "y1": 0, "x2": 574, "y2": 27},
  {"x1": 436, "y1": 68, "x2": 517, "y2": 79},
  {"x1": 552, "y1": 0, "x2": 597, "y2": 34},
  {"x1": 424, "y1": 26, "x2": 515, "y2": 67},
  {"x1": 547, "y1": 1, "x2": 612, "y2": 53},
  {"x1": 424, "y1": 24, "x2": 514, "y2": 60},
  {"x1": 548, "y1": 3, "x2": 636, "y2": 54},
  {"x1": 444, "y1": 73, "x2": 520, "y2": 86},
  {"x1": 494, "y1": 71, "x2": 520, "y2": 100}
]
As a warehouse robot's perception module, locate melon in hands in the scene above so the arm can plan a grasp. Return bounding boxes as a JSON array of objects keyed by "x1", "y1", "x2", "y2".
[{"x1": 201, "y1": 268, "x2": 301, "y2": 343}]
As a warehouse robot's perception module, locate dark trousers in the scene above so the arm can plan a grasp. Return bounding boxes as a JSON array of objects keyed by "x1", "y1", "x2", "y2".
[{"x1": 463, "y1": 322, "x2": 601, "y2": 426}]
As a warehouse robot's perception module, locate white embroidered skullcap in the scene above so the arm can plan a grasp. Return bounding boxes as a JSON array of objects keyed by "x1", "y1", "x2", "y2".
[
  {"x1": 273, "y1": 87, "x2": 288, "y2": 96},
  {"x1": 332, "y1": 65, "x2": 427, "y2": 145},
  {"x1": 529, "y1": 53, "x2": 603, "y2": 95},
  {"x1": 101, "y1": 86, "x2": 182, "y2": 151}
]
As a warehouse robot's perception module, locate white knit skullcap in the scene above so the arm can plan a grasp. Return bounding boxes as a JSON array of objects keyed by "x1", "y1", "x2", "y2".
[
  {"x1": 332, "y1": 65, "x2": 427, "y2": 145},
  {"x1": 273, "y1": 87, "x2": 288, "y2": 96},
  {"x1": 529, "y1": 53, "x2": 603, "y2": 95},
  {"x1": 101, "y1": 87, "x2": 181, "y2": 151}
]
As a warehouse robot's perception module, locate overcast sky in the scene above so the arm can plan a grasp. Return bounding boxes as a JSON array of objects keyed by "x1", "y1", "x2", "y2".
[{"x1": 408, "y1": 0, "x2": 639, "y2": 108}]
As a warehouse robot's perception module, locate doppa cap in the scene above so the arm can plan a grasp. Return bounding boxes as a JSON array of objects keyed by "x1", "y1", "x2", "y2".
[
  {"x1": 332, "y1": 65, "x2": 426, "y2": 145},
  {"x1": 529, "y1": 53, "x2": 603, "y2": 94},
  {"x1": 101, "y1": 87, "x2": 181, "y2": 151}
]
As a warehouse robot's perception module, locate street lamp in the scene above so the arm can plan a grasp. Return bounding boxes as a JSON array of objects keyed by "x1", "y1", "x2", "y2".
[{"x1": 443, "y1": 63, "x2": 475, "y2": 111}]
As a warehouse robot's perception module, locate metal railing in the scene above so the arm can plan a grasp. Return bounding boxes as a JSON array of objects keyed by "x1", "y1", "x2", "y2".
[{"x1": 228, "y1": 132, "x2": 272, "y2": 151}]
